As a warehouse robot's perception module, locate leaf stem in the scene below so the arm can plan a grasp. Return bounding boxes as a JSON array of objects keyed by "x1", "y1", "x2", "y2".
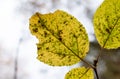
[
  {"x1": 93, "y1": 46, "x2": 104, "y2": 79},
  {"x1": 93, "y1": 58, "x2": 99, "y2": 79},
  {"x1": 78, "y1": 56, "x2": 95, "y2": 69},
  {"x1": 79, "y1": 68, "x2": 90, "y2": 79},
  {"x1": 94, "y1": 68, "x2": 99, "y2": 79}
]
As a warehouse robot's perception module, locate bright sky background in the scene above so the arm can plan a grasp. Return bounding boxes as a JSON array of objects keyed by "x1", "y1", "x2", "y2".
[
  {"x1": 0, "y1": 0, "x2": 22, "y2": 50},
  {"x1": 0, "y1": 0, "x2": 103, "y2": 79}
]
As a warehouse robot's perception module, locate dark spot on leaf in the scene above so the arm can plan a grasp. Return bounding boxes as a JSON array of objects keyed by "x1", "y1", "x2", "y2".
[
  {"x1": 49, "y1": 37, "x2": 51, "y2": 42},
  {"x1": 109, "y1": 27, "x2": 112, "y2": 30},
  {"x1": 83, "y1": 42, "x2": 86, "y2": 45},
  {"x1": 107, "y1": 15, "x2": 109, "y2": 18},
  {"x1": 44, "y1": 31, "x2": 47, "y2": 37},
  {"x1": 73, "y1": 34, "x2": 77, "y2": 38},
  {"x1": 60, "y1": 54, "x2": 66, "y2": 59},
  {"x1": 67, "y1": 56, "x2": 70, "y2": 59},
  {"x1": 59, "y1": 37, "x2": 62, "y2": 41},
  {"x1": 34, "y1": 24, "x2": 37, "y2": 26},
  {"x1": 64, "y1": 21, "x2": 68, "y2": 25},
  {"x1": 70, "y1": 17, "x2": 73, "y2": 20},
  {"x1": 63, "y1": 21, "x2": 67, "y2": 24},
  {"x1": 41, "y1": 34, "x2": 44, "y2": 36},
  {"x1": 40, "y1": 54, "x2": 43, "y2": 56},
  {"x1": 79, "y1": 28, "x2": 82, "y2": 32},
  {"x1": 37, "y1": 47, "x2": 41, "y2": 50},
  {"x1": 38, "y1": 20, "x2": 40, "y2": 23},
  {"x1": 116, "y1": 36, "x2": 118, "y2": 39},
  {"x1": 58, "y1": 30, "x2": 63, "y2": 35},
  {"x1": 106, "y1": 28, "x2": 110, "y2": 33},
  {"x1": 58, "y1": 30, "x2": 63, "y2": 41},
  {"x1": 32, "y1": 28, "x2": 38, "y2": 33},
  {"x1": 41, "y1": 23, "x2": 46, "y2": 27},
  {"x1": 46, "y1": 47, "x2": 49, "y2": 50}
]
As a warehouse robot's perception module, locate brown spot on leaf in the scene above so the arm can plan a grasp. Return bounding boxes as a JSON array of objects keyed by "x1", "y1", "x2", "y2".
[
  {"x1": 106, "y1": 28, "x2": 110, "y2": 33},
  {"x1": 37, "y1": 47, "x2": 41, "y2": 50},
  {"x1": 44, "y1": 31, "x2": 48, "y2": 37},
  {"x1": 40, "y1": 54, "x2": 43, "y2": 56},
  {"x1": 59, "y1": 37, "x2": 62, "y2": 41},
  {"x1": 46, "y1": 47, "x2": 49, "y2": 50},
  {"x1": 38, "y1": 20, "x2": 41, "y2": 23},
  {"x1": 32, "y1": 28, "x2": 38, "y2": 33}
]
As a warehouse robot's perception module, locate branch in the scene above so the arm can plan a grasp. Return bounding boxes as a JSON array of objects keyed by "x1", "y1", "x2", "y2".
[{"x1": 14, "y1": 38, "x2": 23, "y2": 79}]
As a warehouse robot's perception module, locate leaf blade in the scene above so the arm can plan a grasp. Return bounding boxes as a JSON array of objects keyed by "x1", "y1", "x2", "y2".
[
  {"x1": 94, "y1": 0, "x2": 120, "y2": 49},
  {"x1": 65, "y1": 67, "x2": 94, "y2": 79},
  {"x1": 29, "y1": 10, "x2": 89, "y2": 66}
]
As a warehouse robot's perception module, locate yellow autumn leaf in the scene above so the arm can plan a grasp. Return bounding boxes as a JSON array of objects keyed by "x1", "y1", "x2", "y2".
[
  {"x1": 94, "y1": 0, "x2": 120, "y2": 49},
  {"x1": 29, "y1": 10, "x2": 89, "y2": 66},
  {"x1": 65, "y1": 67, "x2": 94, "y2": 79}
]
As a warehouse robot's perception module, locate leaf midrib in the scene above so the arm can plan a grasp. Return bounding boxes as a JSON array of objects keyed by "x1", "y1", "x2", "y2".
[
  {"x1": 79, "y1": 68, "x2": 90, "y2": 79},
  {"x1": 103, "y1": 17, "x2": 120, "y2": 48}
]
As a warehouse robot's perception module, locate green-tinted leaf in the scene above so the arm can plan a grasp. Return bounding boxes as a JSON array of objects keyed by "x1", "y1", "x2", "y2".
[
  {"x1": 29, "y1": 10, "x2": 89, "y2": 66},
  {"x1": 94, "y1": 0, "x2": 120, "y2": 49},
  {"x1": 65, "y1": 67, "x2": 94, "y2": 79}
]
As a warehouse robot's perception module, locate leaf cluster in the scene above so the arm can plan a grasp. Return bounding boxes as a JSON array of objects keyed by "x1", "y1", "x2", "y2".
[{"x1": 29, "y1": 0, "x2": 120, "y2": 79}]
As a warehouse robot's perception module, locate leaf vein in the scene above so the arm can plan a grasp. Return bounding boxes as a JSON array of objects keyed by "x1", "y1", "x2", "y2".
[{"x1": 103, "y1": 17, "x2": 120, "y2": 47}]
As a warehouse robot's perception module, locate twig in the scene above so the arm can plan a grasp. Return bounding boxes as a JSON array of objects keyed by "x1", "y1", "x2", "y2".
[
  {"x1": 94, "y1": 68, "x2": 99, "y2": 79},
  {"x1": 93, "y1": 59, "x2": 99, "y2": 79}
]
